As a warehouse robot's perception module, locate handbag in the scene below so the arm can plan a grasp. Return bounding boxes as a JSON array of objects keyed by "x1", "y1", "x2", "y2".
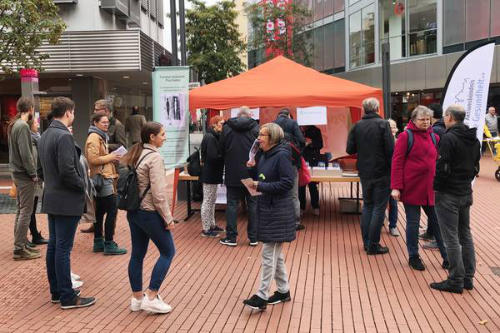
[
  {"x1": 298, "y1": 156, "x2": 311, "y2": 187},
  {"x1": 91, "y1": 173, "x2": 104, "y2": 194},
  {"x1": 187, "y1": 147, "x2": 201, "y2": 176}
]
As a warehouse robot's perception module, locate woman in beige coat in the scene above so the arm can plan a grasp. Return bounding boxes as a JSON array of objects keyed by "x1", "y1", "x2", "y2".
[
  {"x1": 122, "y1": 121, "x2": 176, "y2": 314},
  {"x1": 85, "y1": 112, "x2": 126, "y2": 255}
]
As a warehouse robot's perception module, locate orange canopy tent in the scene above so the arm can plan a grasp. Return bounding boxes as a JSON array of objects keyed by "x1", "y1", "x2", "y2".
[{"x1": 189, "y1": 55, "x2": 383, "y2": 114}]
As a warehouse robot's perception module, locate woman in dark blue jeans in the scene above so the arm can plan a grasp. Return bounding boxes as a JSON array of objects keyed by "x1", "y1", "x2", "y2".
[{"x1": 122, "y1": 122, "x2": 176, "y2": 314}]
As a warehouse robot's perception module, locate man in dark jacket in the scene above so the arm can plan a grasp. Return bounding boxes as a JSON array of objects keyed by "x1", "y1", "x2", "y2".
[
  {"x1": 274, "y1": 109, "x2": 305, "y2": 230},
  {"x1": 346, "y1": 97, "x2": 394, "y2": 255},
  {"x1": 420, "y1": 103, "x2": 446, "y2": 245},
  {"x1": 219, "y1": 107, "x2": 259, "y2": 246},
  {"x1": 430, "y1": 104, "x2": 481, "y2": 294},
  {"x1": 38, "y1": 97, "x2": 96, "y2": 309},
  {"x1": 430, "y1": 103, "x2": 446, "y2": 137}
]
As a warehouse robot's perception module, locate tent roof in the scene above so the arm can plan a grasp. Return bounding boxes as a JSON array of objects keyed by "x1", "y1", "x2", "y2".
[{"x1": 189, "y1": 56, "x2": 383, "y2": 111}]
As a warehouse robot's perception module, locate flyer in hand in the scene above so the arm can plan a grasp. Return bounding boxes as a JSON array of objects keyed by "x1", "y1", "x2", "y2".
[
  {"x1": 241, "y1": 178, "x2": 262, "y2": 196},
  {"x1": 248, "y1": 139, "x2": 260, "y2": 163}
]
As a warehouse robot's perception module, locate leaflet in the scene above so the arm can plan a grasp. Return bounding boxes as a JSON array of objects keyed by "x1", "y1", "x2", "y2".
[
  {"x1": 113, "y1": 145, "x2": 128, "y2": 156},
  {"x1": 248, "y1": 139, "x2": 260, "y2": 163},
  {"x1": 241, "y1": 178, "x2": 262, "y2": 196}
]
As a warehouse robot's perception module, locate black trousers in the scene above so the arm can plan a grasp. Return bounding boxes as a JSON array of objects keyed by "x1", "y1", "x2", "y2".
[
  {"x1": 29, "y1": 196, "x2": 40, "y2": 238},
  {"x1": 94, "y1": 194, "x2": 118, "y2": 241}
]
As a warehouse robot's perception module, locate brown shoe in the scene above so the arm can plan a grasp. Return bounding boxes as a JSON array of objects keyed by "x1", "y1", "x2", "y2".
[
  {"x1": 13, "y1": 248, "x2": 41, "y2": 260},
  {"x1": 80, "y1": 224, "x2": 95, "y2": 233}
]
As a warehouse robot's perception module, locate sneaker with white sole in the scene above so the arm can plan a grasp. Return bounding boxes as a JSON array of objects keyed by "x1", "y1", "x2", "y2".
[
  {"x1": 71, "y1": 272, "x2": 81, "y2": 281},
  {"x1": 72, "y1": 279, "x2": 83, "y2": 289},
  {"x1": 130, "y1": 296, "x2": 143, "y2": 312},
  {"x1": 140, "y1": 294, "x2": 172, "y2": 314}
]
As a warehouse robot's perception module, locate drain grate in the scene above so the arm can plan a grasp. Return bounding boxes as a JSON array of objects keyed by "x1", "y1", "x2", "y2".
[{"x1": 490, "y1": 267, "x2": 500, "y2": 276}]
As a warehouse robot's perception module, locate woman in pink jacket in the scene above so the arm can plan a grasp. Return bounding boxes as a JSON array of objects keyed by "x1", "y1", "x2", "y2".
[{"x1": 391, "y1": 106, "x2": 448, "y2": 271}]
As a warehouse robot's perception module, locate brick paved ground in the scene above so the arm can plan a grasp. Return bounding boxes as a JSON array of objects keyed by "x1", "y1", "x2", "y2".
[{"x1": 0, "y1": 158, "x2": 499, "y2": 332}]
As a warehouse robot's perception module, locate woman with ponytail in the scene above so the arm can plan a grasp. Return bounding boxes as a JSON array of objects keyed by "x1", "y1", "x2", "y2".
[{"x1": 122, "y1": 121, "x2": 176, "y2": 314}]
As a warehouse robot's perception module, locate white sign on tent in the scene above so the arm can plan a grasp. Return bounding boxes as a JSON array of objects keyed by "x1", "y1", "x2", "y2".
[
  {"x1": 230, "y1": 107, "x2": 260, "y2": 120},
  {"x1": 297, "y1": 106, "x2": 328, "y2": 126}
]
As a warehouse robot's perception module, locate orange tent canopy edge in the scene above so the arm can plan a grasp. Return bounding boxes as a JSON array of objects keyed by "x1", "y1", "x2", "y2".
[{"x1": 189, "y1": 56, "x2": 384, "y2": 116}]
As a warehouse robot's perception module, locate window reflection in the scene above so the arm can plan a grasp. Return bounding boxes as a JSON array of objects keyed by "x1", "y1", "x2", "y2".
[
  {"x1": 349, "y1": 5, "x2": 374, "y2": 68},
  {"x1": 378, "y1": 0, "x2": 437, "y2": 59}
]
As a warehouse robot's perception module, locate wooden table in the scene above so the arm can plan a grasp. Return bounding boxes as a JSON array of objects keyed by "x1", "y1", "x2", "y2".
[
  {"x1": 310, "y1": 174, "x2": 362, "y2": 214},
  {"x1": 179, "y1": 171, "x2": 362, "y2": 220}
]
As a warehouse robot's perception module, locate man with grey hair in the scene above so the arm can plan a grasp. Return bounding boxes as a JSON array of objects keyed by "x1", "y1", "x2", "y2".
[
  {"x1": 430, "y1": 104, "x2": 480, "y2": 294},
  {"x1": 347, "y1": 97, "x2": 394, "y2": 255},
  {"x1": 219, "y1": 106, "x2": 259, "y2": 247}
]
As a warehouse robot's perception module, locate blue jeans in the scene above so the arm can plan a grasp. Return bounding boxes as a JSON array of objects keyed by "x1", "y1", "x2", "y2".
[
  {"x1": 388, "y1": 196, "x2": 398, "y2": 229},
  {"x1": 127, "y1": 210, "x2": 175, "y2": 292},
  {"x1": 360, "y1": 177, "x2": 390, "y2": 249},
  {"x1": 46, "y1": 214, "x2": 80, "y2": 303},
  {"x1": 225, "y1": 186, "x2": 257, "y2": 242},
  {"x1": 403, "y1": 204, "x2": 447, "y2": 261}
]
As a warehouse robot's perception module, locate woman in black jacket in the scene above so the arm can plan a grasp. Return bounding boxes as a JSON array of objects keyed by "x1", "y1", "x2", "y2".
[
  {"x1": 200, "y1": 116, "x2": 225, "y2": 237},
  {"x1": 299, "y1": 125, "x2": 323, "y2": 216},
  {"x1": 243, "y1": 123, "x2": 296, "y2": 311}
]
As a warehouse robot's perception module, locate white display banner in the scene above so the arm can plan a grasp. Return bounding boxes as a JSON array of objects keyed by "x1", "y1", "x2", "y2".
[
  {"x1": 442, "y1": 42, "x2": 495, "y2": 144},
  {"x1": 230, "y1": 107, "x2": 260, "y2": 120},
  {"x1": 297, "y1": 106, "x2": 328, "y2": 125},
  {"x1": 215, "y1": 184, "x2": 227, "y2": 204},
  {"x1": 152, "y1": 66, "x2": 190, "y2": 169}
]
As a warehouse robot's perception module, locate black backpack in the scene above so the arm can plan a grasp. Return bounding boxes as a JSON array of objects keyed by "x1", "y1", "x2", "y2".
[
  {"x1": 117, "y1": 150, "x2": 154, "y2": 211},
  {"x1": 405, "y1": 129, "x2": 437, "y2": 157},
  {"x1": 187, "y1": 147, "x2": 201, "y2": 176}
]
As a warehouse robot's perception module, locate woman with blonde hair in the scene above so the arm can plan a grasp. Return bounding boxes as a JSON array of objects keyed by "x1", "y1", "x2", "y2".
[{"x1": 243, "y1": 123, "x2": 296, "y2": 310}]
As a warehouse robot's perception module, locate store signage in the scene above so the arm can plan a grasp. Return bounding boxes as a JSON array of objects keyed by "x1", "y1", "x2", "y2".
[
  {"x1": 152, "y1": 66, "x2": 190, "y2": 169},
  {"x1": 441, "y1": 42, "x2": 495, "y2": 144}
]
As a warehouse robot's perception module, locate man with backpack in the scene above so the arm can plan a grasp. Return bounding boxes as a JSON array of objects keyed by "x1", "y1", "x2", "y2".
[
  {"x1": 274, "y1": 109, "x2": 305, "y2": 230},
  {"x1": 347, "y1": 98, "x2": 394, "y2": 255}
]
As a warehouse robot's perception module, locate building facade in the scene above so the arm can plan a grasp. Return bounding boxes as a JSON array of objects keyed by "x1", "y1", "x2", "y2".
[
  {"x1": 249, "y1": 0, "x2": 500, "y2": 128},
  {"x1": 0, "y1": 0, "x2": 172, "y2": 163}
]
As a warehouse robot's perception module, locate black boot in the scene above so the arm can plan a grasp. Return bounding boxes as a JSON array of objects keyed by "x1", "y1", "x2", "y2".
[
  {"x1": 430, "y1": 279, "x2": 463, "y2": 294},
  {"x1": 32, "y1": 232, "x2": 49, "y2": 245}
]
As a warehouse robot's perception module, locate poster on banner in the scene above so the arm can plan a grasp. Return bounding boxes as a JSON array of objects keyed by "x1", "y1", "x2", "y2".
[
  {"x1": 215, "y1": 184, "x2": 227, "y2": 204},
  {"x1": 441, "y1": 42, "x2": 495, "y2": 144},
  {"x1": 152, "y1": 67, "x2": 190, "y2": 169},
  {"x1": 297, "y1": 106, "x2": 327, "y2": 125},
  {"x1": 231, "y1": 107, "x2": 260, "y2": 120}
]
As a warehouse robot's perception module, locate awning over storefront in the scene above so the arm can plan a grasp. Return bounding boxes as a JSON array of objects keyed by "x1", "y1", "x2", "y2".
[{"x1": 189, "y1": 56, "x2": 384, "y2": 115}]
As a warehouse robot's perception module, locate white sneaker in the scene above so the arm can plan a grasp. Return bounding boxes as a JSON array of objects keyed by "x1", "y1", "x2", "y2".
[
  {"x1": 130, "y1": 296, "x2": 143, "y2": 312},
  {"x1": 71, "y1": 272, "x2": 81, "y2": 281},
  {"x1": 140, "y1": 294, "x2": 172, "y2": 314},
  {"x1": 313, "y1": 208, "x2": 320, "y2": 216},
  {"x1": 72, "y1": 279, "x2": 83, "y2": 289}
]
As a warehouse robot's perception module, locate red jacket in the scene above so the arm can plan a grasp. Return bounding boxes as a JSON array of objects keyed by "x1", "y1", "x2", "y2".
[{"x1": 391, "y1": 121, "x2": 440, "y2": 206}]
